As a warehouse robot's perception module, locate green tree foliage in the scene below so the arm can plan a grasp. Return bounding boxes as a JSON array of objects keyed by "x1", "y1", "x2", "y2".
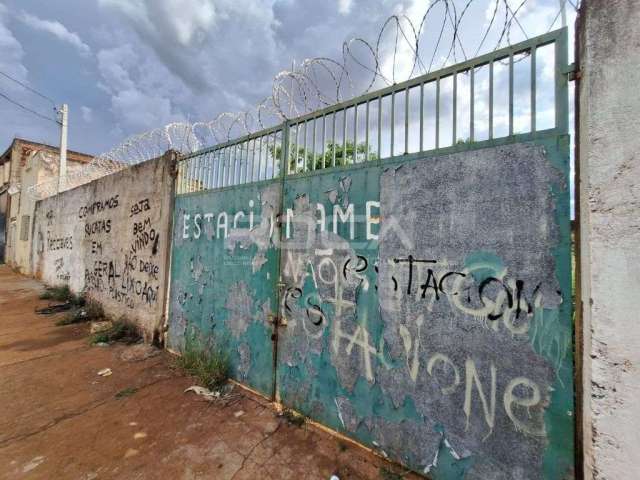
[{"x1": 272, "y1": 141, "x2": 378, "y2": 174}]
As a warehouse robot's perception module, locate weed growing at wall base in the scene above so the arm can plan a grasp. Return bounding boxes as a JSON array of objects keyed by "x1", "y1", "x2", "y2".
[
  {"x1": 40, "y1": 285, "x2": 83, "y2": 305},
  {"x1": 91, "y1": 317, "x2": 141, "y2": 345},
  {"x1": 281, "y1": 408, "x2": 306, "y2": 427},
  {"x1": 56, "y1": 299, "x2": 104, "y2": 326},
  {"x1": 174, "y1": 331, "x2": 230, "y2": 391}
]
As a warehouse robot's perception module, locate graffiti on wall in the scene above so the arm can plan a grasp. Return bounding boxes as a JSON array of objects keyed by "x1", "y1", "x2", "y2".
[
  {"x1": 82, "y1": 195, "x2": 162, "y2": 309},
  {"x1": 31, "y1": 155, "x2": 174, "y2": 341}
]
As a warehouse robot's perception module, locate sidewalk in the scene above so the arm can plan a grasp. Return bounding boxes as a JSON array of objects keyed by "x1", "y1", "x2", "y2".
[{"x1": 0, "y1": 266, "x2": 417, "y2": 480}]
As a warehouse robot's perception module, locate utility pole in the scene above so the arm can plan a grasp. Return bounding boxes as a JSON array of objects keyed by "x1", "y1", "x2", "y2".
[{"x1": 57, "y1": 104, "x2": 68, "y2": 193}]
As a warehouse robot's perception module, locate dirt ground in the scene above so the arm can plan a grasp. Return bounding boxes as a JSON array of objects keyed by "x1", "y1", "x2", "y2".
[{"x1": 0, "y1": 266, "x2": 420, "y2": 480}]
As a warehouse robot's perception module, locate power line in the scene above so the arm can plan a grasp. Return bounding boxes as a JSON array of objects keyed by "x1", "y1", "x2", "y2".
[
  {"x1": 0, "y1": 69, "x2": 57, "y2": 107},
  {"x1": 0, "y1": 90, "x2": 59, "y2": 125}
]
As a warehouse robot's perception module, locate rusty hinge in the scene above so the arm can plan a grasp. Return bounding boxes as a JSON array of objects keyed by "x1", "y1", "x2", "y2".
[{"x1": 563, "y1": 62, "x2": 580, "y2": 81}]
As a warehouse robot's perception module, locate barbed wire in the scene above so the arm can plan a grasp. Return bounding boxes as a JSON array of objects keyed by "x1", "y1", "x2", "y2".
[{"x1": 27, "y1": 0, "x2": 579, "y2": 201}]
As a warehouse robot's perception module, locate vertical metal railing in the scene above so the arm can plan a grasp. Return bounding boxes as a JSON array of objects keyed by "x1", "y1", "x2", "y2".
[{"x1": 176, "y1": 28, "x2": 568, "y2": 195}]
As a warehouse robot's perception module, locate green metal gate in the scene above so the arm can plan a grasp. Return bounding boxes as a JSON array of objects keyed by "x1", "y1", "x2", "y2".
[{"x1": 169, "y1": 28, "x2": 573, "y2": 479}]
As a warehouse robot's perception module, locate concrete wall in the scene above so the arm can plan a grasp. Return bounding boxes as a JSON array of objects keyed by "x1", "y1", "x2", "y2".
[
  {"x1": 577, "y1": 2, "x2": 640, "y2": 479},
  {"x1": 32, "y1": 153, "x2": 176, "y2": 342}
]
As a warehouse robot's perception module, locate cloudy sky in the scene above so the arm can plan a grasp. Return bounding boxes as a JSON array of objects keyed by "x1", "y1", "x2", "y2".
[{"x1": 0, "y1": 0, "x2": 575, "y2": 156}]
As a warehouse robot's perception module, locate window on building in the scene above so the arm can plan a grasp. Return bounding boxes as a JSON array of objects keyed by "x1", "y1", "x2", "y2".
[{"x1": 19, "y1": 215, "x2": 30, "y2": 241}]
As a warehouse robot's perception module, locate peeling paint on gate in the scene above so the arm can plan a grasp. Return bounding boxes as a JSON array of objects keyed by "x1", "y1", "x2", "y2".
[
  {"x1": 276, "y1": 138, "x2": 573, "y2": 479},
  {"x1": 167, "y1": 137, "x2": 573, "y2": 479},
  {"x1": 168, "y1": 181, "x2": 281, "y2": 397}
]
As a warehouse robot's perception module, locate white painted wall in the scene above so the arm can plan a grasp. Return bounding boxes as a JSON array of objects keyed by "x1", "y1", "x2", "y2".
[
  {"x1": 32, "y1": 153, "x2": 175, "y2": 342},
  {"x1": 578, "y1": 1, "x2": 640, "y2": 478}
]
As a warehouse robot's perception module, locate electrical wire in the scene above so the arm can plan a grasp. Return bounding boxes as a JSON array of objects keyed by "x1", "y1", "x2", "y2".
[
  {"x1": 0, "y1": 90, "x2": 59, "y2": 124},
  {"x1": 0, "y1": 70, "x2": 57, "y2": 108}
]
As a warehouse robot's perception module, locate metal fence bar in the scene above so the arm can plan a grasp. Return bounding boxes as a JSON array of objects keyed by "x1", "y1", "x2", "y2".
[
  {"x1": 214, "y1": 150, "x2": 220, "y2": 188},
  {"x1": 435, "y1": 77, "x2": 440, "y2": 149},
  {"x1": 229, "y1": 145, "x2": 234, "y2": 185},
  {"x1": 203, "y1": 153, "x2": 210, "y2": 189},
  {"x1": 453, "y1": 72, "x2": 457, "y2": 145},
  {"x1": 203, "y1": 155, "x2": 208, "y2": 190},
  {"x1": 509, "y1": 52, "x2": 514, "y2": 136},
  {"x1": 296, "y1": 124, "x2": 301, "y2": 174},
  {"x1": 404, "y1": 87, "x2": 409, "y2": 154},
  {"x1": 321, "y1": 115, "x2": 326, "y2": 169},
  {"x1": 332, "y1": 114, "x2": 336, "y2": 168},
  {"x1": 212, "y1": 152, "x2": 216, "y2": 188},
  {"x1": 365, "y1": 100, "x2": 370, "y2": 160},
  {"x1": 221, "y1": 149, "x2": 226, "y2": 186},
  {"x1": 190, "y1": 158, "x2": 195, "y2": 192},
  {"x1": 231, "y1": 144, "x2": 237, "y2": 186},
  {"x1": 377, "y1": 96, "x2": 381, "y2": 159},
  {"x1": 312, "y1": 118, "x2": 317, "y2": 170},
  {"x1": 390, "y1": 92, "x2": 395, "y2": 157},
  {"x1": 201, "y1": 154, "x2": 207, "y2": 190},
  {"x1": 265, "y1": 133, "x2": 271, "y2": 180},
  {"x1": 236, "y1": 143, "x2": 242, "y2": 185},
  {"x1": 275, "y1": 130, "x2": 282, "y2": 177},
  {"x1": 185, "y1": 158, "x2": 191, "y2": 193},
  {"x1": 303, "y1": 121, "x2": 308, "y2": 172},
  {"x1": 531, "y1": 45, "x2": 537, "y2": 132},
  {"x1": 354, "y1": 104, "x2": 358, "y2": 162},
  {"x1": 470, "y1": 67, "x2": 475, "y2": 142},
  {"x1": 202, "y1": 156, "x2": 206, "y2": 191},
  {"x1": 419, "y1": 82, "x2": 424, "y2": 152},
  {"x1": 244, "y1": 140, "x2": 250, "y2": 183},
  {"x1": 211, "y1": 151, "x2": 217, "y2": 188},
  {"x1": 489, "y1": 60, "x2": 494, "y2": 140},
  {"x1": 192, "y1": 156, "x2": 199, "y2": 192},
  {"x1": 240, "y1": 142, "x2": 244, "y2": 184},
  {"x1": 220, "y1": 149, "x2": 225, "y2": 187},
  {"x1": 247, "y1": 139, "x2": 252, "y2": 182},
  {"x1": 217, "y1": 149, "x2": 223, "y2": 188},
  {"x1": 240, "y1": 141, "x2": 246, "y2": 184},
  {"x1": 202, "y1": 153, "x2": 209, "y2": 190},
  {"x1": 222, "y1": 147, "x2": 228, "y2": 187},
  {"x1": 257, "y1": 135, "x2": 263, "y2": 180},
  {"x1": 227, "y1": 146, "x2": 232, "y2": 185},
  {"x1": 342, "y1": 109, "x2": 347, "y2": 165},
  {"x1": 243, "y1": 141, "x2": 249, "y2": 183}
]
